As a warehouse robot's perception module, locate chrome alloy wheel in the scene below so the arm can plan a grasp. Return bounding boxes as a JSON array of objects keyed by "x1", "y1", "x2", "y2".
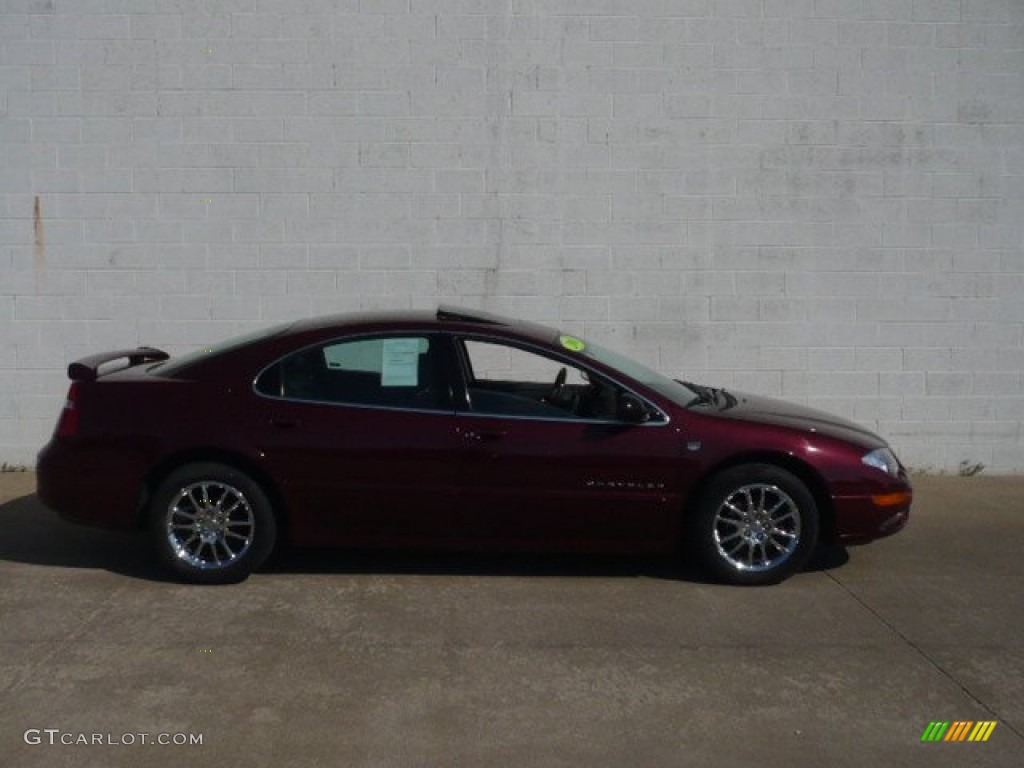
[
  {"x1": 165, "y1": 482, "x2": 255, "y2": 570},
  {"x1": 712, "y1": 483, "x2": 802, "y2": 573}
]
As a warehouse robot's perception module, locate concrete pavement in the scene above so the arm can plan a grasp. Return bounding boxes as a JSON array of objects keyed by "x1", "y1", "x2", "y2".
[{"x1": 0, "y1": 471, "x2": 1021, "y2": 767}]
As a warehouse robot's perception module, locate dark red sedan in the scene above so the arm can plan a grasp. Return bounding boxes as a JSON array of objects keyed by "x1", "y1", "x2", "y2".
[{"x1": 37, "y1": 306, "x2": 911, "y2": 585}]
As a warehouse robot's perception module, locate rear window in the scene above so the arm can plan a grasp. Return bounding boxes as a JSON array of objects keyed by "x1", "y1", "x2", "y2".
[{"x1": 153, "y1": 322, "x2": 293, "y2": 376}]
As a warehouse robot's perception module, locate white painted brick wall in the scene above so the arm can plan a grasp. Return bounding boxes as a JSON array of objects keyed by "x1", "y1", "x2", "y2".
[{"x1": 1, "y1": 1, "x2": 1023, "y2": 472}]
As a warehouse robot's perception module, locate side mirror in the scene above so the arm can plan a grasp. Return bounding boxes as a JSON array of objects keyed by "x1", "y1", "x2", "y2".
[{"x1": 617, "y1": 393, "x2": 650, "y2": 423}]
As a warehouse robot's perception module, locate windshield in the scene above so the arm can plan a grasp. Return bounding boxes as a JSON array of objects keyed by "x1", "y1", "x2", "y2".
[
  {"x1": 153, "y1": 322, "x2": 293, "y2": 376},
  {"x1": 579, "y1": 340, "x2": 698, "y2": 407}
]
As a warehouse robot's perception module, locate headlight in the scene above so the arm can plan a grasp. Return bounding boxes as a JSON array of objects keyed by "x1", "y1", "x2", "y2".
[{"x1": 862, "y1": 447, "x2": 900, "y2": 477}]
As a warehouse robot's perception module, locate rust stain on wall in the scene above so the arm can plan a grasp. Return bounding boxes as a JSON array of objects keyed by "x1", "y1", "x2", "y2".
[{"x1": 33, "y1": 195, "x2": 46, "y2": 270}]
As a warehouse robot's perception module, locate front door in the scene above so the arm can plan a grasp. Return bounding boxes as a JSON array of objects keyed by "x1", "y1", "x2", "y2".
[{"x1": 448, "y1": 336, "x2": 691, "y2": 551}]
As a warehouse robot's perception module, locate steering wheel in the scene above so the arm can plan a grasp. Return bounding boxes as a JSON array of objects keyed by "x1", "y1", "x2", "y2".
[{"x1": 547, "y1": 367, "x2": 567, "y2": 405}]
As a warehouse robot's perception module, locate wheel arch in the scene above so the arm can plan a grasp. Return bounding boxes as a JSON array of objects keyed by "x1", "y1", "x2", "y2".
[
  {"x1": 685, "y1": 451, "x2": 836, "y2": 546},
  {"x1": 136, "y1": 448, "x2": 289, "y2": 541}
]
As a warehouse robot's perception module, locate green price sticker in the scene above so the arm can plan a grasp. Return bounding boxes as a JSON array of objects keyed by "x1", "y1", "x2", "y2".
[{"x1": 559, "y1": 335, "x2": 585, "y2": 352}]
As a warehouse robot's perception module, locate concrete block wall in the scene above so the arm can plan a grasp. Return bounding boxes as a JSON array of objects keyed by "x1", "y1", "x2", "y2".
[{"x1": 1, "y1": 0, "x2": 1022, "y2": 471}]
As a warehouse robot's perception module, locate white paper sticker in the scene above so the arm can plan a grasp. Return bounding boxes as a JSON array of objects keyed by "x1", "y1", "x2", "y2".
[{"x1": 380, "y1": 338, "x2": 421, "y2": 387}]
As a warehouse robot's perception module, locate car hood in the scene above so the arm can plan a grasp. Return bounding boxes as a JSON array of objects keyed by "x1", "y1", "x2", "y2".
[{"x1": 708, "y1": 391, "x2": 886, "y2": 448}]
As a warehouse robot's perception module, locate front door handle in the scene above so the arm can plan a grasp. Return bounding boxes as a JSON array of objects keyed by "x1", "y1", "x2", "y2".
[{"x1": 270, "y1": 417, "x2": 299, "y2": 429}]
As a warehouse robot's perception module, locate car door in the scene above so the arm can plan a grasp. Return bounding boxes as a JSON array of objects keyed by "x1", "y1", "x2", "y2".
[
  {"x1": 448, "y1": 335, "x2": 693, "y2": 551},
  {"x1": 251, "y1": 332, "x2": 461, "y2": 547}
]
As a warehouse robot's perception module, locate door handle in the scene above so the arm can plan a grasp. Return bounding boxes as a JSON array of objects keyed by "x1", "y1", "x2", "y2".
[
  {"x1": 458, "y1": 428, "x2": 507, "y2": 442},
  {"x1": 270, "y1": 417, "x2": 298, "y2": 429},
  {"x1": 476, "y1": 430, "x2": 507, "y2": 442}
]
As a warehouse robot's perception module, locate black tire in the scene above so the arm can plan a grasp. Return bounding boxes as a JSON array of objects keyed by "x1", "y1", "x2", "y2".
[
  {"x1": 150, "y1": 462, "x2": 276, "y2": 584},
  {"x1": 688, "y1": 464, "x2": 819, "y2": 586}
]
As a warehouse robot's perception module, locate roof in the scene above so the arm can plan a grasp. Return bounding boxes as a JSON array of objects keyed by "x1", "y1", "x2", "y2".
[{"x1": 288, "y1": 306, "x2": 561, "y2": 344}]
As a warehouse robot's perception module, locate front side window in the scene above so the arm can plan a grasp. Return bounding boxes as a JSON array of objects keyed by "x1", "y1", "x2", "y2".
[
  {"x1": 459, "y1": 338, "x2": 652, "y2": 422},
  {"x1": 256, "y1": 335, "x2": 448, "y2": 411}
]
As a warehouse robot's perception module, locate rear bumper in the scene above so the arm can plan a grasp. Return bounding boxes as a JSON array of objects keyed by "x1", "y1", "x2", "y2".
[
  {"x1": 833, "y1": 484, "x2": 912, "y2": 545},
  {"x1": 37, "y1": 438, "x2": 144, "y2": 531}
]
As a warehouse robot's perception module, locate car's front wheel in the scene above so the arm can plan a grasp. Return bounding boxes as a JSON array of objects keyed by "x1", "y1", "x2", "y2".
[
  {"x1": 689, "y1": 464, "x2": 818, "y2": 586},
  {"x1": 150, "y1": 462, "x2": 276, "y2": 584}
]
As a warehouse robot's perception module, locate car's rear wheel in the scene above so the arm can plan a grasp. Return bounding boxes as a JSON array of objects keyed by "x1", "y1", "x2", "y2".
[
  {"x1": 150, "y1": 462, "x2": 276, "y2": 584},
  {"x1": 689, "y1": 464, "x2": 818, "y2": 586}
]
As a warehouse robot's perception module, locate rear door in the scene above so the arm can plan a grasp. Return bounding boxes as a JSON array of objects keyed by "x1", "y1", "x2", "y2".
[
  {"x1": 447, "y1": 335, "x2": 692, "y2": 551},
  {"x1": 251, "y1": 332, "x2": 460, "y2": 546}
]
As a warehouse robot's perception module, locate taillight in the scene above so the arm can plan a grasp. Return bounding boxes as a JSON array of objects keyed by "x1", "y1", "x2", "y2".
[{"x1": 55, "y1": 382, "x2": 79, "y2": 437}]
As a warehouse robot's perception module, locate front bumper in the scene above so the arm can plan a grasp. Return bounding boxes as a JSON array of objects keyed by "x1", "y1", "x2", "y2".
[{"x1": 833, "y1": 484, "x2": 912, "y2": 545}]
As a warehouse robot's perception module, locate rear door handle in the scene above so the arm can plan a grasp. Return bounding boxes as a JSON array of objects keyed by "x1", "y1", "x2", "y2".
[
  {"x1": 270, "y1": 417, "x2": 299, "y2": 429},
  {"x1": 459, "y1": 428, "x2": 507, "y2": 442}
]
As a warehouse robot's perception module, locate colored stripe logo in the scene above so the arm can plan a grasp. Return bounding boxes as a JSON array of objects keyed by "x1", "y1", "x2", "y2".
[{"x1": 921, "y1": 721, "x2": 997, "y2": 742}]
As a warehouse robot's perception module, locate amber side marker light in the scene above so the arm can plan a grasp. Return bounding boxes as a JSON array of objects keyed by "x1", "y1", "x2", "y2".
[{"x1": 872, "y1": 491, "x2": 912, "y2": 507}]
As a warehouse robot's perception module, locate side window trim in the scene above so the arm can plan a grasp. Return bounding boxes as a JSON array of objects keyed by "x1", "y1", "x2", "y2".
[{"x1": 450, "y1": 333, "x2": 669, "y2": 426}]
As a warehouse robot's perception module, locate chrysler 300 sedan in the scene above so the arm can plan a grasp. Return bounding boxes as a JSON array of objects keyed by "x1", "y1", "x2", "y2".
[{"x1": 37, "y1": 306, "x2": 911, "y2": 585}]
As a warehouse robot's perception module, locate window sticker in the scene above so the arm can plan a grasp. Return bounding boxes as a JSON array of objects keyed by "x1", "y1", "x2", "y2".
[
  {"x1": 380, "y1": 338, "x2": 421, "y2": 386},
  {"x1": 559, "y1": 335, "x2": 585, "y2": 352}
]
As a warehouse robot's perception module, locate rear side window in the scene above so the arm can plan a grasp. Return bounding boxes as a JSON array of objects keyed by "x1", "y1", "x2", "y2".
[{"x1": 255, "y1": 335, "x2": 448, "y2": 411}]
